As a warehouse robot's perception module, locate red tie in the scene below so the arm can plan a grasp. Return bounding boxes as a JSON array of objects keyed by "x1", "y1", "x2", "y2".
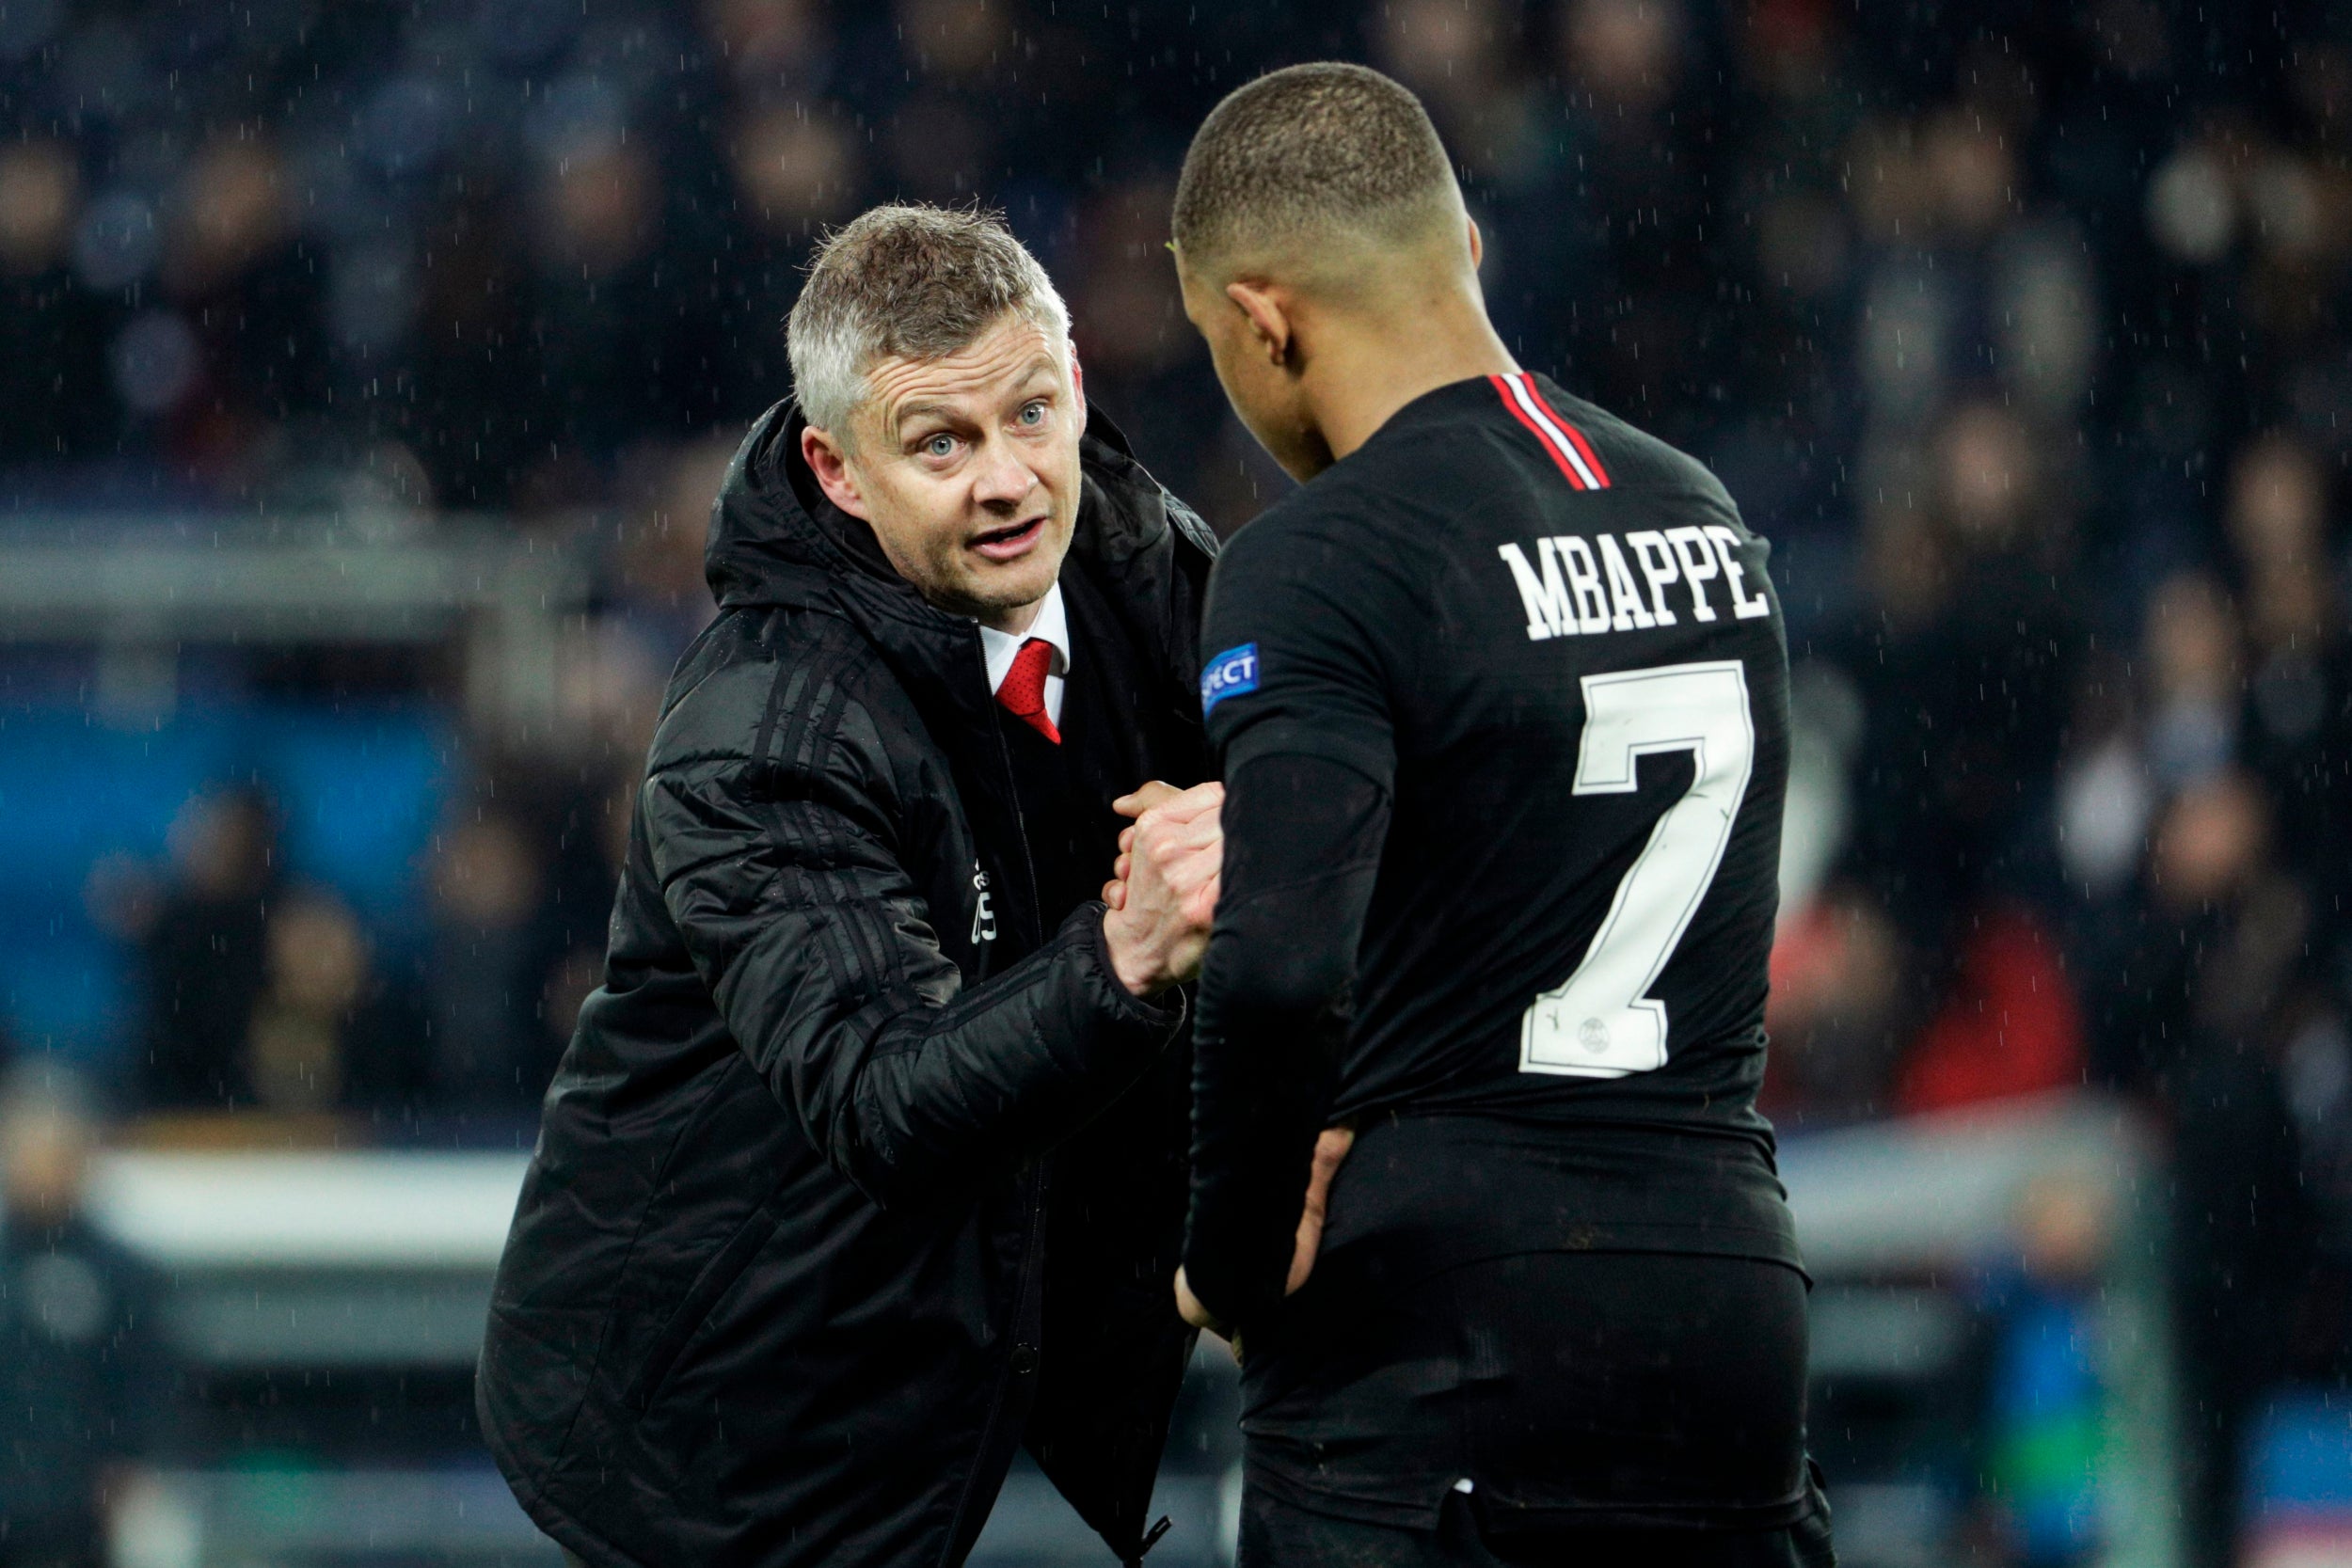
[{"x1": 996, "y1": 637, "x2": 1060, "y2": 744}]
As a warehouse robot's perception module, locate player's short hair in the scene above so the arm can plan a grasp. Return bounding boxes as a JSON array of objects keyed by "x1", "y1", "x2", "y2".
[
  {"x1": 787, "y1": 203, "x2": 1071, "y2": 436},
  {"x1": 1172, "y1": 62, "x2": 1459, "y2": 280}
]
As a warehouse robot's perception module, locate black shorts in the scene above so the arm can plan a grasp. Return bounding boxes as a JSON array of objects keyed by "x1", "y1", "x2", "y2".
[
  {"x1": 1240, "y1": 1249, "x2": 1817, "y2": 1532},
  {"x1": 1238, "y1": 1477, "x2": 1836, "y2": 1568}
]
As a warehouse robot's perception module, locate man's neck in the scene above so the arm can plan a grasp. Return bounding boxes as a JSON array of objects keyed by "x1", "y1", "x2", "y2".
[
  {"x1": 979, "y1": 594, "x2": 1045, "y2": 638},
  {"x1": 1307, "y1": 289, "x2": 1518, "y2": 466}
]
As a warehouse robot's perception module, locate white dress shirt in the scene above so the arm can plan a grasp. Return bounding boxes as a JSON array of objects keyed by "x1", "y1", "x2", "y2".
[{"x1": 977, "y1": 578, "x2": 1071, "y2": 727}]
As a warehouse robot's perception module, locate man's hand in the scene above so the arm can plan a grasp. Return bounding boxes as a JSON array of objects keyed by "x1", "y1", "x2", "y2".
[
  {"x1": 1100, "y1": 781, "x2": 1223, "y2": 997},
  {"x1": 1175, "y1": 1124, "x2": 1357, "y2": 1350},
  {"x1": 1286, "y1": 1124, "x2": 1355, "y2": 1294},
  {"x1": 1173, "y1": 1266, "x2": 1221, "y2": 1335}
]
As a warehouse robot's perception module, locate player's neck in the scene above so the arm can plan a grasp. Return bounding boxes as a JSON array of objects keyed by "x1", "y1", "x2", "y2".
[{"x1": 1308, "y1": 293, "x2": 1519, "y2": 466}]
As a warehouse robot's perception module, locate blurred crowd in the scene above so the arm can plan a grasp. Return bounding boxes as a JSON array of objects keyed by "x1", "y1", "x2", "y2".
[
  {"x1": 105, "y1": 767, "x2": 628, "y2": 1124},
  {"x1": 2, "y1": 0, "x2": 2351, "y2": 1556}
]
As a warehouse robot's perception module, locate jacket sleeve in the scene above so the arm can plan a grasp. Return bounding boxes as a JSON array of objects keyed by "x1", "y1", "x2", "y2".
[{"x1": 644, "y1": 724, "x2": 1183, "y2": 1209}]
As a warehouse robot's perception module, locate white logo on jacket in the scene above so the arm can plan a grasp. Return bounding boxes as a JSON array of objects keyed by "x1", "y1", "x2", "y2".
[{"x1": 971, "y1": 865, "x2": 997, "y2": 944}]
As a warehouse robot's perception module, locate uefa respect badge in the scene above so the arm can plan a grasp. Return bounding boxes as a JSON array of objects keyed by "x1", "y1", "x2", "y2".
[{"x1": 1200, "y1": 642, "x2": 1260, "y2": 715}]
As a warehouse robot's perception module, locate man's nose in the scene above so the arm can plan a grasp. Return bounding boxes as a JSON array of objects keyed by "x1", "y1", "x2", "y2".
[{"x1": 970, "y1": 438, "x2": 1036, "y2": 512}]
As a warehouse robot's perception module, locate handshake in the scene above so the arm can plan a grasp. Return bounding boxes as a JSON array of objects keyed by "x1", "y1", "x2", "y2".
[{"x1": 1099, "y1": 780, "x2": 1227, "y2": 1000}]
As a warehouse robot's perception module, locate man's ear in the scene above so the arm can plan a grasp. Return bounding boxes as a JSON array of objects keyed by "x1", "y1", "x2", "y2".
[
  {"x1": 1070, "y1": 347, "x2": 1087, "y2": 420},
  {"x1": 1225, "y1": 280, "x2": 1295, "y2": 369},
  {"x1": 801, "y1": 424, "x2": 869, "y2": 521},
  {"x1": 1467, "y1": 214, "x2": 1484, "y2": 270}
]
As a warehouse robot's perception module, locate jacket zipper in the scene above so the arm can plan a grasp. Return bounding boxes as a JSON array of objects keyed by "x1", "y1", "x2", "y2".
[
  {"x1": 937, "y1": 1157, "x2": 1050, "y2": 1565},
  {"x1": 939, "y1": 624, "x2": 1056, "y2": 1566}
]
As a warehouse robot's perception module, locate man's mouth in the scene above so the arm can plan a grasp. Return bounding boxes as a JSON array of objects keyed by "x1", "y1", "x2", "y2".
[{"x1": 970, "y1": 515, "x2": 1046, "y2": 562}]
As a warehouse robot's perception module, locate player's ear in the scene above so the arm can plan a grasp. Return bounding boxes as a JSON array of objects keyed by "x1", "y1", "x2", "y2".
[
  {"x1": 1225, "y1": 280, "x2": 1293, "y2": 369},
  {"x1": 1467, "y1": 215, "x2": 1485, "y2": 270},
  {"x1": 802, "y1": 423, "x2": 870, "y2": 522}
]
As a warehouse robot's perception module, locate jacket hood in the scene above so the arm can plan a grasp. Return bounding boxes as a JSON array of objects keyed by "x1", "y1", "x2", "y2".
[{"x1": 703, "y1": 396, "x2": 1195, "y2": 626}]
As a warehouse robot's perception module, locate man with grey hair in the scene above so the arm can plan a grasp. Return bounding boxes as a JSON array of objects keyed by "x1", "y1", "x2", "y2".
[{"x1": 479, "y1": 204, "x2": 1228, "y2": 1568}]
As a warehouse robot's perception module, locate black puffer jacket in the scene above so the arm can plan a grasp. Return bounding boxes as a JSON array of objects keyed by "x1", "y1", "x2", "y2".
[{"x1": 478, "y1": 399, "x2": 1216, "y2": 1567}]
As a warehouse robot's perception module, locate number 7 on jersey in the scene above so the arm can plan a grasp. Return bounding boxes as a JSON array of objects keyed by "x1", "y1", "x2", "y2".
[{"x1": 1521, "y1": 660, "x2": 1756, "y2": 1078}]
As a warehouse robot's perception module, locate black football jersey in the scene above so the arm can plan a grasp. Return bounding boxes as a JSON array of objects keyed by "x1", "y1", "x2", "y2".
[{"x1": 1197, "y1": 371, "x2": 1799, "y2": 1274}]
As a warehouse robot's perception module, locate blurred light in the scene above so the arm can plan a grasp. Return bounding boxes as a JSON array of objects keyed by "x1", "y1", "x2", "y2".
[
  {"x1": 895, "y1": 0, "x2": 1010, "y2": 83},
  {"x1": 20, "y1": 1251, "x2": 107, "y2": 1342},
  {"x1": 0, "y1": 140, "x2": 78, "y2": 275},
  {"x1": 535, "y1": 141, "x2": 658, "y2": 278},
  {"x1": 2057, "y1": 741, "x2": 2151, "y2": 896},
  {"x1": 1924, "y1": 112, "x2": 2015, "y2": 240},
  {"x1": 733, "y1": 106, "x2": 860, "y2": 234},
  {"x1": 72, "y1": 188, "x2": 159, "y2": 290},
  {"x1": 109, "y1": 309, "x2": 201, "y2": 415},
  {"x1": 708, "y1": 0, "x2": 828, "y2": 83},
  {"x1": 167, "y1": 138, "x2": 288, "y2": 294},
  {"x1": 2146, "y1": 145, "x2": 2234, "y2": 263},
  {"x1": 1375, "y1": 0, "x2": 1503, "y2": 103},
  {"x1": 107, "y1": 1470, "x2": 202, "y2": 1568},
  {"x1": 1559, "y1": 0, "x2": 1687, "y2": 115},
  {"x1": 1935, "y1": 402, "x2": 2034, "y2": 548},
  {"x1": 335, "y1": 440, "x2": 437, "y2": 540}
]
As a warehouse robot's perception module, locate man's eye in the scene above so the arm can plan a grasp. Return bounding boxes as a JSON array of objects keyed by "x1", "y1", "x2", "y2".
[
  {"x1": 924, "y1": 434, "x2": 957, "y2": 459},
  {"x1": 1018, "y1": 402, "x2": 1046, "y2": 426}
]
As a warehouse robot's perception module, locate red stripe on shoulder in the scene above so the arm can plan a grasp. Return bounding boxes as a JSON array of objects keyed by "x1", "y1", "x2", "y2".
[
  {"x1": 1524, "y1": 381, "x2": 1611, "y2": 487},
  {"x1": 1487, "y1": 373, "x2": 1588, "y2": 490}
]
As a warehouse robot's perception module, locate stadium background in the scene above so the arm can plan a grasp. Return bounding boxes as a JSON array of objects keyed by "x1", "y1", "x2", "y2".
[{"x1": 0, "y1": 0, "x2": 2345, "y2": 1562}]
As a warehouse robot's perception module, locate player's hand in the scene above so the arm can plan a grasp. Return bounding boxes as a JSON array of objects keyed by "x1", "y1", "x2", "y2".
[
  {"x1": 1174, "y1": 1266, "x2": 1223, "y2": 1333},
  {"x1": 1100, "y1": 782, "x2": 1222, "y2": 994},
  {"x1": 1173, "y1": 1268, "x2": 1248, "y2": 1366},
  {"x1": 1287, "y1": 1125, "x2": 1356, "y2": 1295},
  {"x1": 1172, "y1": 1124, "x2": 1357, "y2": 1362}
]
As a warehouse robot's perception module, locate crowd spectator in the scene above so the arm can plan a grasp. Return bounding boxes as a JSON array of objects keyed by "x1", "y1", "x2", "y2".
[
  {"x1": 1760, "y1": 881, "x2": 1910, "y2": 1126},
  {"x1": 2089, "y1": 768, "x2": 2317, "y2": 1560},
  {"x1": 0, "y1": 1068, "x2": 168, "y2": 1568},
  {"x1": 132, "y1": 787, "x2": 279, "y2": 1110},
  {"x1": 1973, "y1": 1173, "x2": 2114, "y2": 1568},
  {"x1": 426, "y1": 809, "x2": 550, "y2": 1106},
  {"x1": 245, "y1": 890, "x2": 428, "y2": 1117}
]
